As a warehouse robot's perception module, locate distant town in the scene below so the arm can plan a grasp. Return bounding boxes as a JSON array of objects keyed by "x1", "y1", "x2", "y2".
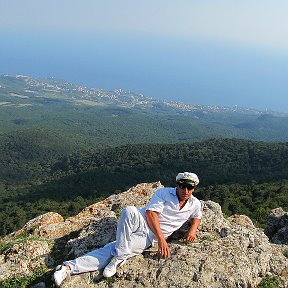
[{"x1": 0, "y1": 74, "x2": 284, "y2": 116}]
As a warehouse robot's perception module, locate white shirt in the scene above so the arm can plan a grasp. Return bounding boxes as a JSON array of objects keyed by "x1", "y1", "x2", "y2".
[{"x1": 141, "y1": 187, "x2": 202, "y2": 242}]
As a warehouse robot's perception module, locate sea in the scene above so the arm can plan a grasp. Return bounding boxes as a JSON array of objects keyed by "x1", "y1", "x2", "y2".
[{"x1": 1, "y1": 31, "x2": 288, "y2": 113}]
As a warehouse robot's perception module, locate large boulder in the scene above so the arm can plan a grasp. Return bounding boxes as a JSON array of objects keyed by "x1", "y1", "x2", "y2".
[
  {"x1": 60, "y1": 200, "x2": 288, "y2": 288},
  {"x1": 0, "y1": 182, "x2": 162, "y2": 282},
  {"x1": 11, "y1": 212, "x2": 64, "y2": 237},
  {"x1": 264, "y1": 207, "x2": 288, "y2": 244},
  {"x1": 0, "y1": 182, "x2": 287, "y2": 288}
]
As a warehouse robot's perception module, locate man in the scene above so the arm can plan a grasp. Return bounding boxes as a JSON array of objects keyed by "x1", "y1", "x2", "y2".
[{"x1": 53, "y1": 172, "x2": 202, "y2": 286}]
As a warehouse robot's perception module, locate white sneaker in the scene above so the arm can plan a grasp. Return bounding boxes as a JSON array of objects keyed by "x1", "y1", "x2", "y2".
[
  {"x1": 103, "y1": 257, "x2": 126, "y2": 278},
  {"x1": 53, "y1": 265, "x2": 71, "y2": 287}
]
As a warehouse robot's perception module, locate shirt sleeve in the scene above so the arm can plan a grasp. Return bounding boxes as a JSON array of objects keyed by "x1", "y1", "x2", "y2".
[
  {"x1": 190, "y1": 199, "x2": 203, "y2": 219},
  {"x1": 145, "y1": 188, "x2": 165, "y2": 213}
]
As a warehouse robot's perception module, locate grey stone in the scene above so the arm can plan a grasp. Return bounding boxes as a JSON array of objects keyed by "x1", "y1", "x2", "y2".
[
  {"x1": 30, "y1": 282, "x2": 46, "y2": 288},
  {"x1": 0, "y1": 182, "x2": 287, "y2": 288},
  {"x1": 265, "y1": 207, "x2": 288, "y2": 244}
]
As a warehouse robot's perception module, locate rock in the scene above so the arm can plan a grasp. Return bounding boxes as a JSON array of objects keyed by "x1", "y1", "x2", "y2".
[
  {"x1": 264, "y1": 207, "x2": 288, "y2": 244},
  {"x1": 0, "y1": 240, "x2": 50, "y2": 281},
  {"x1": 30, "y1": 282, "x2": 46, "y2": 288},
  {"x1": 228, "y1": 214, "x2": 255, "y2": 229},
  {"x1": 0, "y1": 182, "x2": 162, "y2": 282},
  {"x1": 0, "y1": 182, "x2": 287, "y2": 287},
  {"x1": 66, "y1": 216, "x2": 118, "y2": 258},
  {"x1": 11, "y1": 212, "x2": 64, "y2": 237}
]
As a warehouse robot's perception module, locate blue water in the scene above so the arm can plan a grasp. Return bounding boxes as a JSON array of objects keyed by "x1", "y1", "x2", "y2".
[{"x1": 1, "y1": 31, "x2": 288, "y2": 112}]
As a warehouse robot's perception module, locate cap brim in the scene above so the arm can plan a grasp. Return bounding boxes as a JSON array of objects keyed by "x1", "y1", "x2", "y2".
[{"x1": 177, "y1": 179, "x2": 196, "y2": 185}]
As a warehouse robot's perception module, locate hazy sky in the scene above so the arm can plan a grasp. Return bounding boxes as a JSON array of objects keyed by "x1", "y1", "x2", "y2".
[
  {"x1": 1, "y1": 0, "x2": 288, "y2": 51},
  {"x1": 1, "y1": 1, "x2": 288, "y2": 112}
]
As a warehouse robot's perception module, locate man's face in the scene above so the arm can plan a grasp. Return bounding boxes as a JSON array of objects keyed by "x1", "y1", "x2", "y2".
[{"x1": 176, "y1": 182, "x2": 195, "y2": 201}]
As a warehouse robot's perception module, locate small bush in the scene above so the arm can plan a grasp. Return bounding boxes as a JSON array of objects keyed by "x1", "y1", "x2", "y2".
[
  {"x1": 258, "y1": 275, "x2": 280, "y2": 288},
  {"x1": 222, "y1": 212, "x2": 229, "y2": 219},
  {"x1": 202, "y1": 235, "x2": 214, "y2": 241},
  {"x1": 0, "y1": 267, "x2": 46, "y2": 288},
  {"x1": 0, "y1": 240, "x2": 13, "y2": 254}
]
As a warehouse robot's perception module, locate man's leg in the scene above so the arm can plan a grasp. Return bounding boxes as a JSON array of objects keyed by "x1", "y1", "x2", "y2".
[
  {"x1": 54, "y1": 206, "x2": 151, "y2": 284},
  {"x1": 54, "y1": 241, "x2": 116, "y2": 286},
  {"x1": 64, "y1": 241, "x2": 116, "y2": 274},
  {"x1": 113, "y1": 206, "x2": 151, "y2": 258},
  {"x1": 103, "y1": 206, "x2": 151, "y2": 277}
]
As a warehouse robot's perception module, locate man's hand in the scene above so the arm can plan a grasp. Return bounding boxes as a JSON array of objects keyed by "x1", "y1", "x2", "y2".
[
  {"x1": 157, "y1": 237, "x2": 170, "y2": 258},
  {"x1": 183, "y1": 218, "x2": 201, "y2": 242},
  {"x1": 183, "y1": 230, "x2": 197, "y2": 242}
]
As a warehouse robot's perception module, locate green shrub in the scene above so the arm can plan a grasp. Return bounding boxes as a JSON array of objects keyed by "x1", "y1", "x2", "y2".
[
  {"x1": 0, "y1": 267, "x2": 46, "y2": 288},
  {"x1": 258, "y1": 275, "x2": 280, "y2": 288},
  {"x1": 202, "y1": 235, "x2": 214, "y2": 241},
  {"x1": 0, "y1": 240, "x2": 13, "y2": 254}
]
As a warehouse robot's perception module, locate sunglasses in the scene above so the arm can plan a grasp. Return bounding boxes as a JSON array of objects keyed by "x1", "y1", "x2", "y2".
[{"x1": 178, "y1": 183, "x2": 195, "y2": 190}]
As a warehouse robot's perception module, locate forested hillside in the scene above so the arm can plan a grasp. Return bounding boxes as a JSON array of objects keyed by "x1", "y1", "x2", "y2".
[
  {"x1": 1, "y1": 75, "x2": 288, "y2": 237},
  {"x1": 0, "y1": 138, "x2": 287, "y2": 236},
  {"x1": 1, "y1": 74, "x2": 288, "y2": 146}
]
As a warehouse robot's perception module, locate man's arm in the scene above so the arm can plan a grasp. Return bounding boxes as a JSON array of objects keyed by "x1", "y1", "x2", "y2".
[
  {"x1": 146, "y1": 210, "x2": 170, "y2": 258},
  {"x1": 183, "y1": 218, "x2": 201, "y2": 242}
]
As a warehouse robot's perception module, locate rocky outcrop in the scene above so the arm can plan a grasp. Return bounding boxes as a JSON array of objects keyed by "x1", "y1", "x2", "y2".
[
  {"x1": 265, "y1": 207, "x2": 288, "y2": 245},
  {"x1": 0, "y1": 182, "x2": 287, "y2": 287},
  {"x1": 12, "y1": 212, "x2": 64, "y2": 237}
]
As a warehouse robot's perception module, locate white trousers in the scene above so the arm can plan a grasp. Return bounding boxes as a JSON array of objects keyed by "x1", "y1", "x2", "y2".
[{"x1": 64, "y1": 206, "x2": 152, "y2": 274}]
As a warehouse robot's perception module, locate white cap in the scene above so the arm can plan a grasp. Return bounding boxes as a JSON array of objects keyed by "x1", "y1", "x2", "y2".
[{"x1": 176, "y1": 172, "x2": 199, "y2": 185}]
